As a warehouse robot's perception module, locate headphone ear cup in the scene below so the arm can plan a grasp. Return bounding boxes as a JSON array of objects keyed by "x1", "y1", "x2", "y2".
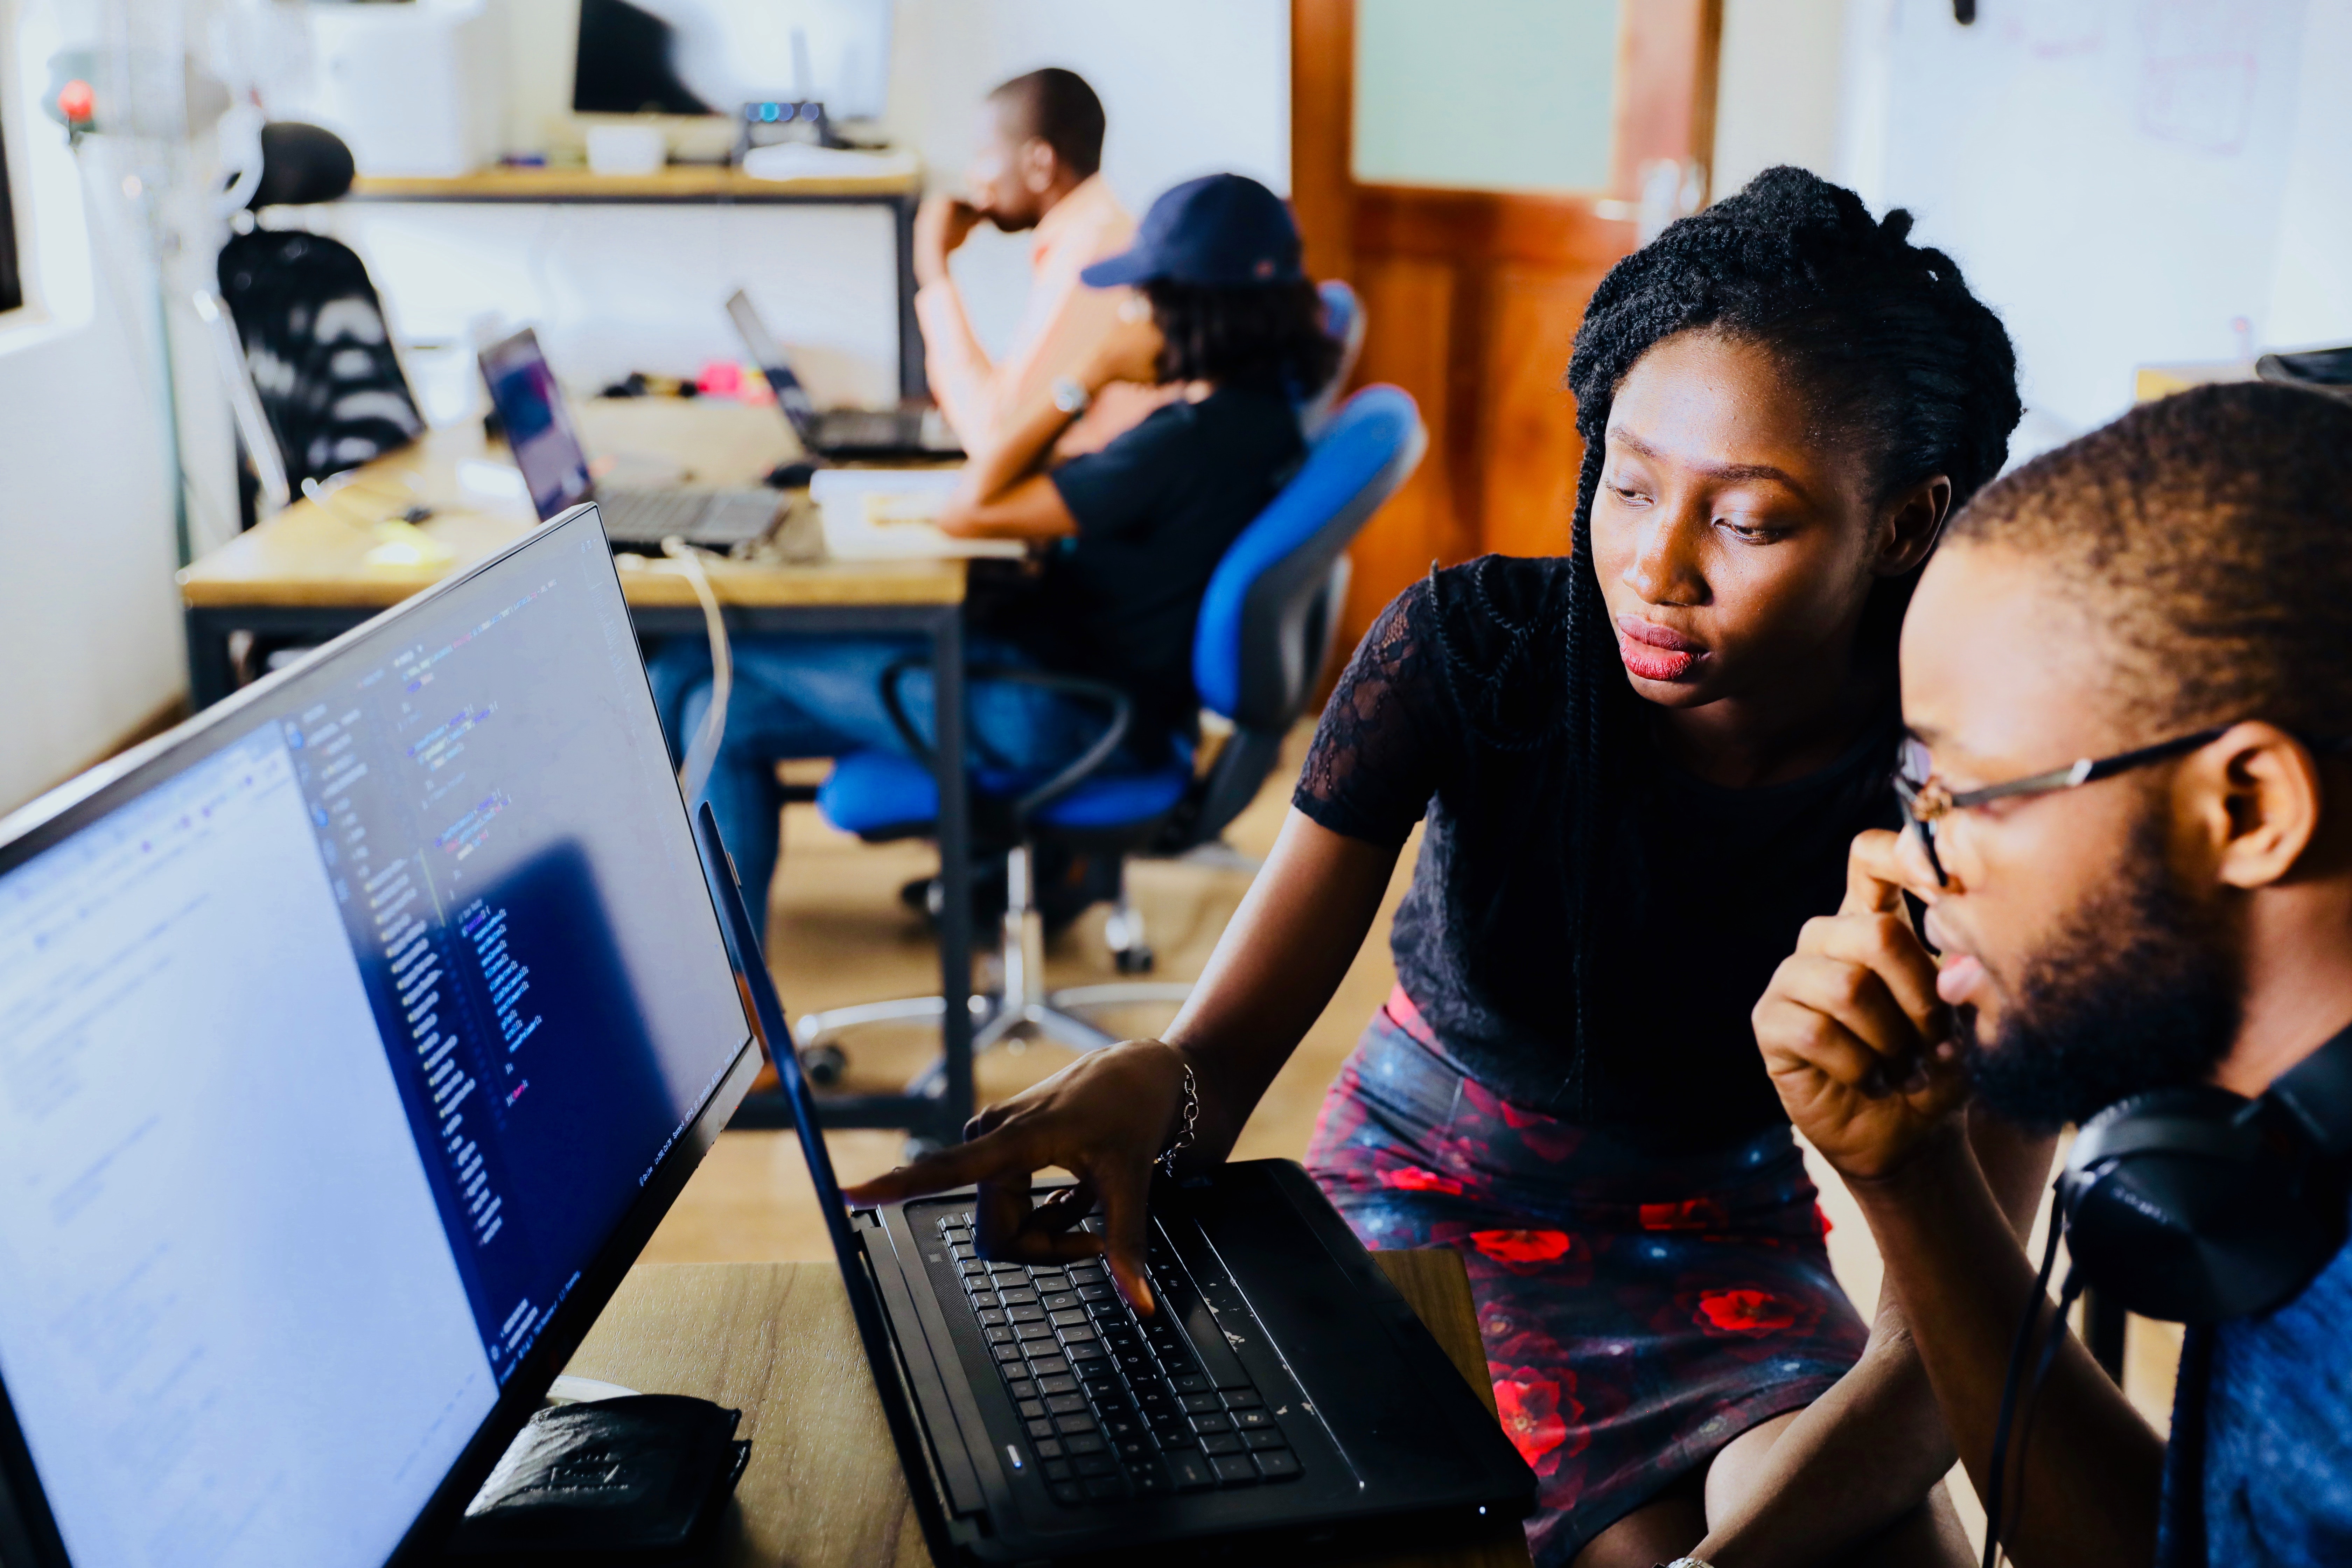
[{"x1": 2062, "y1": 1087, "x2": 2348, "y2": 1323}]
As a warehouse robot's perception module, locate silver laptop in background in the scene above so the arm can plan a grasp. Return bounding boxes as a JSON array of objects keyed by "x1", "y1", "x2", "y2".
[
  {"x1": 726, "y1": 289, "x2": 963, "y2": 461},
  {"x1": 478, "y1": 327, "x2": 780, "y2": 552}
]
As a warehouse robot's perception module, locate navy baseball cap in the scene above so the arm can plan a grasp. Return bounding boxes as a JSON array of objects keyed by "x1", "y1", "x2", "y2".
[{"x1": 1081, "y1": 173, "x2": 1304, "y2": 289}]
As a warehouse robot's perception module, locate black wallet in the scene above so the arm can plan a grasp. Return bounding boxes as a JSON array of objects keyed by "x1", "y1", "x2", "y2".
[{"x1": 441, "y1": 1394, "x2": 751, "y2": 1565}]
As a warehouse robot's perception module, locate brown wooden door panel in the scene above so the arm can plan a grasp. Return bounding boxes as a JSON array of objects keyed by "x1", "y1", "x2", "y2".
[
  {"x1": 1292, "y1": 0, "x2": 1720, "y2": 659},
  {"x1": 1347, "y1": 254, "x2": 1466, "y2": 628}
]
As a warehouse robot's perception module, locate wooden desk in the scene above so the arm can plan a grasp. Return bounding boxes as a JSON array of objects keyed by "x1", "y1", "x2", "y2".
[
  {"x1": 177, "y1": 400, "x2": 980, "y2": 1146},
  {"x1": 562, "y1": 1251, "x2": 1533, "y2": 1568},
  {"x1": 346, "y1": 165, "x2": 928, "y2": 400}
]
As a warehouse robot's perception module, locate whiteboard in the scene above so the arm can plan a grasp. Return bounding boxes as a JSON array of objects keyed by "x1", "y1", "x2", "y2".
[{"x1": 1838, "y1": 0, "x2": 2323, "y2": 441}]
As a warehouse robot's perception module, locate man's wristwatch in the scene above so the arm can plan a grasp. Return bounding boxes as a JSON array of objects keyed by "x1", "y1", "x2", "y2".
[{"x1": 1050, "y1": 376, "x2": 1092, "y2": 416}]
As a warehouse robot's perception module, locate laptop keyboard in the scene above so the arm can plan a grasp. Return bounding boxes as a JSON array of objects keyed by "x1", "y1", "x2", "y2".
[
  {"x1": 932, "y1": 1209, "x2": 1304, "y2": 1507},
  {"x1": 601, "y1": 489, "x2": 777, "y2": 547}
]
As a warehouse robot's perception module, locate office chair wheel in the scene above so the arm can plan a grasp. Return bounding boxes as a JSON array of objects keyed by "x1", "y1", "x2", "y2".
[
  {"x1": 800, "y1": 1042, "x2": 848, "y2": 1088},
  {"x1": 1113, "y1": 945, "x2": 1155, "y2": 975}
]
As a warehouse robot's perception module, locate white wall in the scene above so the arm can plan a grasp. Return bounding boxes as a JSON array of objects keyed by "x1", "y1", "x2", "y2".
[
  {"x1": 1713, "y1": 0, "x2": 1849, "y2": 198},
  {"x1": 0, "y1": 0, "x2": 188, "y2": 814},
  {"x1": 1835, "y1": 0, "x2": 2348, "y2": 443}
]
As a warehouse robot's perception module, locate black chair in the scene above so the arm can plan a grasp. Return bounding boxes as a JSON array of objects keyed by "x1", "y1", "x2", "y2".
[{"x1": 210, "y1": 123, "x2": 422, "y2": 497}]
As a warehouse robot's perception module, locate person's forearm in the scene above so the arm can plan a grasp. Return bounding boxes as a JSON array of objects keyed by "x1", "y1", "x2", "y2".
[
  {"x1": 1851, "y1": 1127, "x2": 2163, "y2": 1568},
  {"x1": 914, "y1": 279, "x2": 995, "y2": 448},
  {"x1": 1693, "y1": 1308, "x2": 1954, "y2": 1568},
  {"x1": 960, "y1": 389, "x2": 1079, "y2": 507},
  {"x1": 1696, "y1": 1114, "x2": 2058, "y2": 1566},
  {"x1": 1163, "y1": 810, "x2": 1400, "y2": 1154}
]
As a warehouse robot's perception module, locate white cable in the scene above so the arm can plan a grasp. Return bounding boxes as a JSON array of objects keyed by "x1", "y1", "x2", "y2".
[{"x1": 663, "y1": 537, "x2": 733, "y2": 805}]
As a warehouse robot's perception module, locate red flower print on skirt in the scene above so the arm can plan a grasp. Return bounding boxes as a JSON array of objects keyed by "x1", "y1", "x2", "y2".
[
  {"x1": 1462, "y1": 1074, "x2": 1584, "y2": 1163},
  {"x1": 1639, "y1": 1197, "x2": 1730, "y2": 1232},
  {"x1": 1472, "y1": 1229, "x2": 1575, "y2": 1266},
  {"x1": 1703, "y1": 1288, "x2": 1806, "y2": 1335},
  {"x1": 1379, "y1": 1164, "x2": 1464, "y2": 1195},
  {"x1": 1491, "y1": 1368, "x2": 1584, "y2": 1476}
]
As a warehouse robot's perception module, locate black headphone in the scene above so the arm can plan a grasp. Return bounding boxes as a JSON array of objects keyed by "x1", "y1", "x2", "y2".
[
  {"x1": 2057, "y1": 1021, "x2": 2352, "y2": 1323},
  {"x1": 1975, "y1": 1025, "x2": 2352, "y2": 1568}
]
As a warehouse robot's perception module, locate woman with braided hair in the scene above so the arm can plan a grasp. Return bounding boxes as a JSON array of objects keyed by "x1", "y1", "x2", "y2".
[{"x1": 853, "y1": 167, "x2": 2050, "y2": 1565}]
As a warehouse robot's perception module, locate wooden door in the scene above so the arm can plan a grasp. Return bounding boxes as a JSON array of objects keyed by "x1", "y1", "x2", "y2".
[{"x1": 1293, "y1": 0, "x2": 1723, "y2": 652}]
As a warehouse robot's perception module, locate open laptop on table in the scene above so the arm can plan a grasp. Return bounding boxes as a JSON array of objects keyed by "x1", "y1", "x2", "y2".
[
  {"x1": 726, "y1": 288, "x2": 964, "y2": 461},
  {"x1": 693, "y1": 804, "x2": 1536, "y2": 1563},
  {"x1": 478, "y1": 326, "x2": 780, "y2": 552},
  {"x1": 0, "y1": 505, "x2": 763, "y2": 1567}
]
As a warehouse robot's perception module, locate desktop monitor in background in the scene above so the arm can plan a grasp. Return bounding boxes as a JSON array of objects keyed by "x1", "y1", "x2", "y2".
[
  {"x1": 572, "y1": 0, "x2": 891, "y2": 121},
  {"x1": 479, "y1": 329, "x2": 593, "y2": 522},
  {"x1": 0, "y1": 505, "x2": 761, "y2": 1568}
]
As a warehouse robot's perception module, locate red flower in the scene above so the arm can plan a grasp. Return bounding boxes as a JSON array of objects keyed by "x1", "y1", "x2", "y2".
[
  {"x1": 1491, "y1": 1372, "x2": 1581, "y2": 1475},
  {"x1": 1638, "y1": 1197, "x2": 1730, "y2": 1232},
  {"x1": 1694, "y1": 1288, "x2": 1801, "y2": 1337},
  {"x1": 1466, "y1": 1079, "x2": 1583, "y2": 1162},
  {"x1": 1470, "y1": 1228, "x2": 1573, "y2": 1265},
  {"x1": 1379, "y1": 1164, "x2": 1464, "y2": 1195},
  {"x1": 1815, "y1": 1202, "x2": 1835, "y2": 1237}
]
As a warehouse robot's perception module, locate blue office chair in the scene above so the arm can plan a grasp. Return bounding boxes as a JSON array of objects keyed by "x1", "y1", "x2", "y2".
[
  {"x1": 1300, "y1": 280, "x2": 1366, "y2": 437},
  {"x1": 797, "y1": 384, "x2": 1426, "y2": 1092}
]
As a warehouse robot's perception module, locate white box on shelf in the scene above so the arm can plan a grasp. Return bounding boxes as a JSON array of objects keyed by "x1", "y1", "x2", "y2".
[{"x1": 299, "y1": 0, "x2": 504, "y2": 178}]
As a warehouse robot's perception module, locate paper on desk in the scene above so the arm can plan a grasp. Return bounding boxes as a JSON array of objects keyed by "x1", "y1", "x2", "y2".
[
  {"x1": 808, "y1": 468, "x2": 1025, "y2": 560},
  {"x1": 740, "y1": 144, "x2": 921, "y2": 183}
]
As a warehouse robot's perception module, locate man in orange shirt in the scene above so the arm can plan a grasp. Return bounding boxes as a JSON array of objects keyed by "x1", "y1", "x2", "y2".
[{"x1": 913, "y1": 67, "x2": 1173, "y2": 461}]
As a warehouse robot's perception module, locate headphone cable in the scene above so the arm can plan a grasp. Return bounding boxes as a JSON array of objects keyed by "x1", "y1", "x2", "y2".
[
  {"x1": 1999, "y1": 1261, "x2": 2087, "y2": 1568},
  {"x1": 1980, "y1": 1184, "x2": 2066, "y2": 1568}
]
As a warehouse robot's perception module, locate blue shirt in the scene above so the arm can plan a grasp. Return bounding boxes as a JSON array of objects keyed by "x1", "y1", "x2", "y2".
[{"x1": 2159, "y1": 1223, "x2": 2352, "y2": 1565}]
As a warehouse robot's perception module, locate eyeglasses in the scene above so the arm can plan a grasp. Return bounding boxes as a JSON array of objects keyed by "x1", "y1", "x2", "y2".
[{"x1": 1892, "y1": 726, "x2": 2233, "y2": 887}]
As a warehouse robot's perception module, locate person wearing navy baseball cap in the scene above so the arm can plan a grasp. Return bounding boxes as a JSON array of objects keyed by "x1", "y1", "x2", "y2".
[
  {"x1": 657, "y1": 172, "x2": 1342, "y2": 937},
  {"x1": 1078, "y1": 172, "x2": 1307, "y2": 289}
]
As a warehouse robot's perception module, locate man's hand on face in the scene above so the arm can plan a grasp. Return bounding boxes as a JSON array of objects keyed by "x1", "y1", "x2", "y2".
[
  {"x1": 914, "y1": 195, "x2": 985, "y2": 288},
  {"x1": 1754, "y1": 828, "x2": 1969, "y2": 1181}
]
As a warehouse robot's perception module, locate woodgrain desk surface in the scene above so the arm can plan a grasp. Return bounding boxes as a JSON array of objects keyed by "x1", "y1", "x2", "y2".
[
  {"x1": 177, "y1": 401, "x2": 966, "y2": 613},
  {"x1": 349, "y1": 167, "x2": 922, "y2": 203},
  {"x1": 563, "y1": 1253, "x2": 1533, "y2": 1568}
]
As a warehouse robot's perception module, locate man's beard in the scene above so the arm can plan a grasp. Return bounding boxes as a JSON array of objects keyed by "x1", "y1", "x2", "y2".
[{"x1": 1957, "y1": 815, "x2": 2241, "y2": 1131}]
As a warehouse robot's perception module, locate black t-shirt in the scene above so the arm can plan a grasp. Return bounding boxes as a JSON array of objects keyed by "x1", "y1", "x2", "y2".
[
  {"x1": 999, "y1": 385, "x2": 1302, "y2": 729},
  {"x1": 1293, "y1": 554, "x2": 1904, "y2": 1148}
]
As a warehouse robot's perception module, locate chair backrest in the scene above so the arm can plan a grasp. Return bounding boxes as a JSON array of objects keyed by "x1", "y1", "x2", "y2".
[
  {"x1": 216, "y1": 229, "x2": 424, "y2": 488},
  {"x1": 1194, "y1": 383, "x2": 1424, "y2": 732},
  {"x1": 1297, "y1": 279, "x2": 1367, "y2": 438}
]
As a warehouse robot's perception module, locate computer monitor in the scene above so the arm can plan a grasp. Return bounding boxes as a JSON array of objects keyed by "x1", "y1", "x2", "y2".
[
  {"x1": 0, "y1": 505, "x2": 762, "y2": 1568},
  {"x1": 571, "y1": 0, "x2": 892, "y2": 120},
  {"x1": 479, "y1": 329, "x2": 593, "y2": 522}
]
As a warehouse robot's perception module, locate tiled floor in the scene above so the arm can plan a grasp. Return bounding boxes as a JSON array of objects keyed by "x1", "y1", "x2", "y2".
[{"x1": 640, "y1": 726, "x2": 2183, "y2": 1545}]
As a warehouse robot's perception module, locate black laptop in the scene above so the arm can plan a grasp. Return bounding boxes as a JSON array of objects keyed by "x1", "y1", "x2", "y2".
[
  {"x1": 692, "y1": 807, "x2": 1535, "y2": 1563},
  {"x1": 726, "y1": 288, "x2": 965, "y2": 461}
]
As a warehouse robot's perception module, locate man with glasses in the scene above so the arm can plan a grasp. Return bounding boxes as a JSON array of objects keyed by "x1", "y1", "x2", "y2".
[{"x1": 1752, "y1": 383, "x2": 2352, "y2": 1568}]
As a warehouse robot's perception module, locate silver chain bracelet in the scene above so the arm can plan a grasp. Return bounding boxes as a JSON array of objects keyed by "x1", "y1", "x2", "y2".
[{"x1": 1157, "y1": 1062, "x2": 1199, "y2": 1178}]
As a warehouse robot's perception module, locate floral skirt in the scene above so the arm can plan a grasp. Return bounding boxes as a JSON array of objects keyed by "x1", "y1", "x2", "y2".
[{"x1": 1304, "y1": 988, "x2": 1870, "y2": 1565}]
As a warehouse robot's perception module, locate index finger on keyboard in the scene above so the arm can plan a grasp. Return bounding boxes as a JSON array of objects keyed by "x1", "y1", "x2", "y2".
[{"x1": 844, "y1": 1127, "x2": 1027, "y2": 1203}]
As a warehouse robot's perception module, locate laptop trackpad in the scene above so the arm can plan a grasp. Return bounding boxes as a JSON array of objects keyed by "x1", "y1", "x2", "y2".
[{"x1": 1168, "y1": 1167, "x2": 1488, "y2": 1490}]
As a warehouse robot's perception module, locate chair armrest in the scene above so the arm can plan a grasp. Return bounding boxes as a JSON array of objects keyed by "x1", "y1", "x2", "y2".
[{"x1": 877, "y1": 658, "x2": 1137, "y2": 825}]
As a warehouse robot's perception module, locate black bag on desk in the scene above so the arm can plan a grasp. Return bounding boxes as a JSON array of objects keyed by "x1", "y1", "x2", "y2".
[{"x1": 441, "y1": 1394, "x2": 751, "y2": 1566}]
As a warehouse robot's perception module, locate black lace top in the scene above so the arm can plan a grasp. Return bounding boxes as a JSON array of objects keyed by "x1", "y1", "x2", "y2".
[{"x1": 1294, "y1": 555, "x2": 1903, "y2": 1148}]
